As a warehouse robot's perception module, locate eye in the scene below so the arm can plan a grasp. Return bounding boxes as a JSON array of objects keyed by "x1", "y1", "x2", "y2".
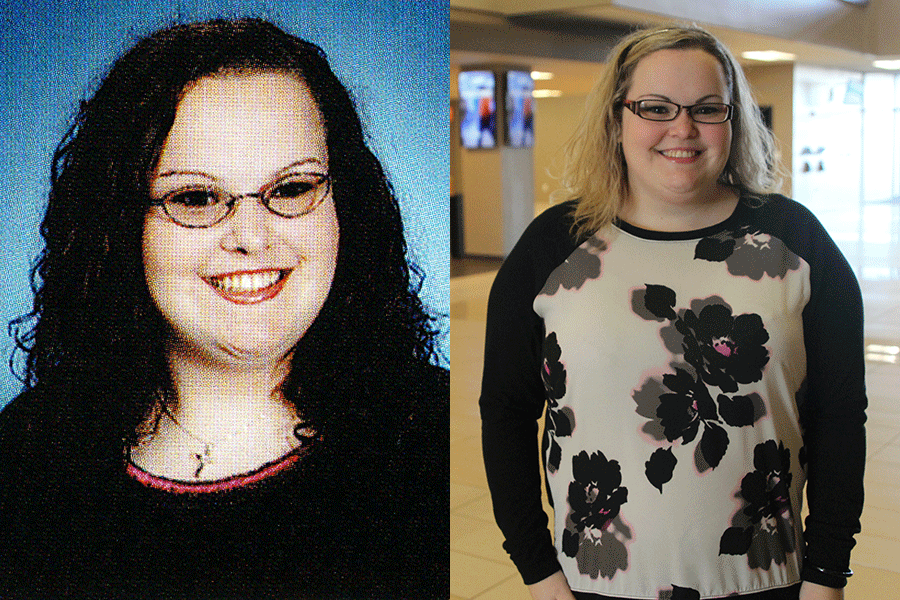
[
  {"x1": 640, "y1": 101, "x2": 676, "y2": 117},
  {"x1": 269, "y1": 178, "x2": 317, "y2": 199},
  {"x1": 263, "y1": 173, "x2": 329, "y2": 217},
  {"x1": 166, "y1": 189, "x2": 221, "y2": 207},
  {"x1": 694, "y1": 104, "x2": 726, "y2": 116}
]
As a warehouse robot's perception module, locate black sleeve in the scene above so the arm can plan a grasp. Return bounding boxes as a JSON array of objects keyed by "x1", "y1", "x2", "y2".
[
  {"x1": 479, "y1": 203, "x2": 581, "y2": 584},
  {"x1": 781, "y1": 200, "x2": 867, "y2": 589}
]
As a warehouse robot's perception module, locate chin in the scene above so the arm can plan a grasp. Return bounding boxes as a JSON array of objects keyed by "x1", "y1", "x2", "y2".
[{"x1": 211, "y1": 340, "x2": 296, "y2": 368}]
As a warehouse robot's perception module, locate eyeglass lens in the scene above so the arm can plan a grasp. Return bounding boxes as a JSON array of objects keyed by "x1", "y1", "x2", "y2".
[
  {"x1": 160, "y1": 172, "x2": 329, "y2": 228},
  {"x1": 631, "y1": 100, "x2": 731, "y2": 123}
]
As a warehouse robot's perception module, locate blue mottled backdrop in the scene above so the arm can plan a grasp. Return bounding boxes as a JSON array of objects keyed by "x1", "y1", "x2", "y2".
[{"x1": 0, "y1": 0, "x2": 449, "y2": 406}]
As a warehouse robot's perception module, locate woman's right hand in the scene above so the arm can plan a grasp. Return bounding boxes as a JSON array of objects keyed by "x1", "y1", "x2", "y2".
[{"x1": 527, "y1": 570, "x2": 577, "y2": 600}]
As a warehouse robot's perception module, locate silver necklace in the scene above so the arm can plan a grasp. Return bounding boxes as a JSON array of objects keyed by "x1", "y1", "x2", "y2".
[{"x1": 158, "y1": 404, "x2": 317, "y2": 479}]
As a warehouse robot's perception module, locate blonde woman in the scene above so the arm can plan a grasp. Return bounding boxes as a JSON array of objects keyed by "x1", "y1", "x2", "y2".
[{"x1": 481, "y1": 25, "x2": 864, "y2": 600}]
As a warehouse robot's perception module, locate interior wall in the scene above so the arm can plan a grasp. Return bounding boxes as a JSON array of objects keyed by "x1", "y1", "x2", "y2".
[
  {"x1": 460, "y1": 149, "x2": 506, "y2": 255},
  {"x1": 744, "y1": 63, "x2": 795, "y2": 196},
  {"x1": 532, "y1": 95, "x2": 590, "y2": 214}
]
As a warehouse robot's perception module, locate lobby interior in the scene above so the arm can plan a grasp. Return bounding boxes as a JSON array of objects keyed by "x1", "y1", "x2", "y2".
[{"x1": 450, "y1": 1, "x2": 900, "y2": 598}]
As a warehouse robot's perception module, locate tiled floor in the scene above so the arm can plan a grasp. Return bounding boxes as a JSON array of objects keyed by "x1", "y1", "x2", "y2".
[{"x1": 450, "y1": 205, "x2": 900, "y2": 599}]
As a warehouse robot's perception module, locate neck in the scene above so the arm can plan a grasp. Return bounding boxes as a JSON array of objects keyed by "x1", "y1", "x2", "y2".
[
  {"x1": 163, "y1": 339, "x2": 295, "y2": 439},
  {"x1": 621, "y1": 185, "x2": 739, "y2": 233}
]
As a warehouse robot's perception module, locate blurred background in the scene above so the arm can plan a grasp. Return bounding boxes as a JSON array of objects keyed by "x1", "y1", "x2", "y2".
[{"x1": 450, "y1": 1, "x2": 900, "y2": 598}]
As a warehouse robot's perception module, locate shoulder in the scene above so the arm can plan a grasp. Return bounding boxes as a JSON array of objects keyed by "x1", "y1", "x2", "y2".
[
  {"x1": 0, "y1": 391, "x2": 39, "y2": 467},
  {"x1": 403, "y1": 360, "x2": 449, "y2": 397},
  {"x1": 352, "y1": 360, "x2": 446, "y2": 462},
  {"x1": 746, "y1": 193, "x2": 860, "y2": 296},
  {"x1": 514, "y1": 199, "x2": 582, "y2": 252},
  {"x1": 742, "y1": 194, "x2": 844, "y2": 258},
  {"x1": 745, "y1": 194, "x2": 830, "y2": 239},
  {"x1": 395, "y1": 361, "x2": 448, "y2": 452},
  {"x1": 492, "y1": 200, "x2": 586, "y2": 300}
]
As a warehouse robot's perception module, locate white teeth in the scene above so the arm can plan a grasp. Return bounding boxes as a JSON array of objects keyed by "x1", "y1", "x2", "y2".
[
  {"x1": 210, "y1": 270, "x2": 283, "y2": 293},
  {"x1": 661, "y1": 149, "x2": 700, "y2": 158}
]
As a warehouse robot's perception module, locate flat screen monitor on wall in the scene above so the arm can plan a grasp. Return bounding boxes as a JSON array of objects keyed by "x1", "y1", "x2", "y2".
[
  {"x1": 506, "y1": 70, "x2": 534, "y2": 148},
  {"x1": 458, "y1": 70, "x2": 496, "y2": 149}
]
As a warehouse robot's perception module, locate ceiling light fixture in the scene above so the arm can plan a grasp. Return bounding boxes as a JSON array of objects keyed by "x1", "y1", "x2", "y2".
[
  {"x1": 741, "y1": 51, "x2": 797, "y2": 62},
  {"x1": 531, "y1": 71, "x2": 554, "y2": 80},
  {"x1": 873, "y1": 60, "x2": 900, "y2": 70},
  {"x1": 532, "y1": 89, "x2": 562, "y2": 98}
]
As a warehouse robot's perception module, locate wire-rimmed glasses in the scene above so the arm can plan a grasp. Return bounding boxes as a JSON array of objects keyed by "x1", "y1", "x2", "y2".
[
  {"x1": 150, "y1": 172, "x2": 331, "y2": 228},
  {"x1": 622, "y1": 99, "x2": 734, "y2": 124}
]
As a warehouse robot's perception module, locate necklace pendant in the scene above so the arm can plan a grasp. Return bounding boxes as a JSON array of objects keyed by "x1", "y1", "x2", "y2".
[
  {"x1": 193, "y1": 444, "x2": 212, "y2": 479},
  {"x1": 293, "y1": 423, "x2": 316, "y2": 445}
]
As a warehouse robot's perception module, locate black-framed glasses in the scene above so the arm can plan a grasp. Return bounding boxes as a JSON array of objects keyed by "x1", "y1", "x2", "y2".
[
  {"x1": 622, "y1": 99, "x2": 734, "y2": 124},
  {"x1": 150, "y1": 172, "x2": 331, "y2": 228}
]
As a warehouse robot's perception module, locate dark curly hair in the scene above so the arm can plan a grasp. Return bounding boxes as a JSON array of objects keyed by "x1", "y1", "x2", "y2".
[{"x1": 8, "y1": 18, "x2": 441, "y2": 460}]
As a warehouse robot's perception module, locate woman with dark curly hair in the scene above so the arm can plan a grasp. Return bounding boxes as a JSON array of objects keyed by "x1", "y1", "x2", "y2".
[
  {"x1": 480, "y1": 25, "x2": 865, "y2": 600},
  {"x1": 1, "y1": 18, "x2": 447, "y2": 598}
]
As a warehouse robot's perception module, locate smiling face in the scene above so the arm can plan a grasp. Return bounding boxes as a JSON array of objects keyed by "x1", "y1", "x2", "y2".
[
  {"x1": 621, "y1": 48, "x2": 733, "y2": 209},
  {"x1": 142, "y1": 72, "x2": 339, "y2": 368}
]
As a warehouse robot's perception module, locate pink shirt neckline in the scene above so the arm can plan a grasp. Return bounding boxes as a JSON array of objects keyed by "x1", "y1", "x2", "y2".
[{"x1": 126, "y1": 444, "x2": 313, "y2": 495}]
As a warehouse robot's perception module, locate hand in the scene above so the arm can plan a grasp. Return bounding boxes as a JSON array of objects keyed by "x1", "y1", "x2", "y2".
[
  {"x1": 527, "y1": 570, "x2": 577, "y2": 600},
  {"x1": 799, "y1": 581, "x2": 844, "y2": 600}
]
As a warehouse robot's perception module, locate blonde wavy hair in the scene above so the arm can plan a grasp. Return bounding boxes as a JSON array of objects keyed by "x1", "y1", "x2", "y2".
[{"x1": 561, "y1": 25, "x2": 783, "y2": 237}]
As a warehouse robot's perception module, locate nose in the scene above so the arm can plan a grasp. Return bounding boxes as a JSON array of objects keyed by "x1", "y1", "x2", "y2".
[
  {"x1": 219, "y1": 195, "x2": 272, "y2": 255},
  {"x1": 668, "y1": 108, "x2": 698, "y2": 138}
]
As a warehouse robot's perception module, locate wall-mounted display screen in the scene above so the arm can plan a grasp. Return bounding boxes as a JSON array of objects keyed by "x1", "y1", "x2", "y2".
[
  {"x1": 506, "y1": 70, "x2": 534, "y2": 148},
  {"x1": 458, "y1": 70, "x2": 496, "y2": 149}
]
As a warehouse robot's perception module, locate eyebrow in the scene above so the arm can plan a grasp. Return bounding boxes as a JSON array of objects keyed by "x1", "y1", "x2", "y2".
[
  {"x1": 155, "y1": 158, "x2": 327, "y2": 181},
  {"x1": 638, "y1": 94, "x2": 726, "y2": 103}
]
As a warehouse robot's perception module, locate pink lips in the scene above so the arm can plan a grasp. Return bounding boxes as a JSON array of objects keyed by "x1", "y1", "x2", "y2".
[{"x1": 204, "y1": 269, "x2": 291, "y2": 305}]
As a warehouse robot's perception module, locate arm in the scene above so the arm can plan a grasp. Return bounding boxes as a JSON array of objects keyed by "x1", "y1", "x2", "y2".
[
  {"x1": 796, "y1": 207, "x2": 867, "y2": 590},
  {"x1": 800, "y1": 581, "x2": 844, "y2": 600},
  {"x1": 479, "y1": 205, "x2": 580, "y2": 584},
  {"x1": 528, "y1": 570, "x2": 578, "y2": 600},
  {"x1": 480, "y1": 249, "x2": 560, "y2": 583}
]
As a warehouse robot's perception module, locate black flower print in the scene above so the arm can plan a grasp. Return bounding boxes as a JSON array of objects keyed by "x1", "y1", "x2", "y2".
[
  {"x1": 720, "y1": 441, "x2": 796, "y2": 570},
  {"x1": 642, "y1": 366, "x2": 731, "y2": 485},
  {"x1": 540, "y1": 237, "x2": 608, "y2": 295},
  {"x1": 645, "y1": 447, "x2": 677, "y2": 493},
  {"x1": 632, "y1": 286, "x2": 769, "y2": 490},
  {"x1": 677, "y1": 304, "x2": 770, "y2": 394},
  {"x1": 542, "y1": 332, "x2": 574, "y2": 473},
  {"x1": 657, "y1": 367, "x2": 718, "y2": 444},
  {"x1": 695, "y1": 226, "x2": 801, "y2": 280},
  {"x1": 658, "y1": 585, "x2": 701, "y2": 600},
  {"x1": 632, "y1": 283, "x2": 677, "y2": 322},
  {"x1": 568, "y1": 450, "x2": 628, "y2": 534},
  {"x1": 562, "y1": 450, "x2": 631, "y2": 579},
  {"x1": 542, "y1": 332, "x2": 567, "y2": 404},
  {"x1": 795, "y1": 379, "x2": 809, "y2": 472}
]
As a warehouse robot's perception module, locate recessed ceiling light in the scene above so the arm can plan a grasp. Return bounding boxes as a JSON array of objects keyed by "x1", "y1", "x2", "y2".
[
  {"x1": 532, "y1": 89, "x2": 562, "y2": 98},
  {"x1": 741, "y1": 51, "x2": 797, "y2": 62},
  {"x1": 531, "y1": 71, "x2": 554, "y2": 80},
  {"x1": 873, "y1": 60, "x2": 900, "y2": 70}
]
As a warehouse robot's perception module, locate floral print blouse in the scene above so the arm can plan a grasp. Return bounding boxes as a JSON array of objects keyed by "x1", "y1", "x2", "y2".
[{"x1": 480, "y1": 196, "x2": 866, "y2": 599}]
